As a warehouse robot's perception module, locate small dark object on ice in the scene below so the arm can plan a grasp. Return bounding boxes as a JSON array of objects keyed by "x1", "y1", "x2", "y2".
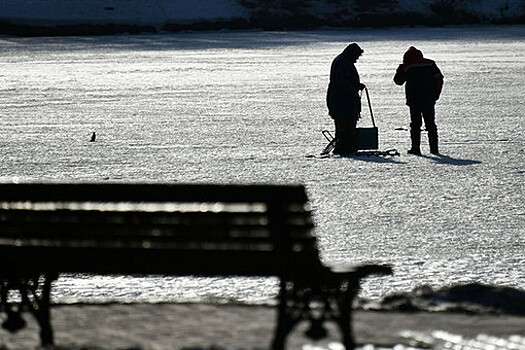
[{"x1": 90, "y1": 132, "x2": 96, "y2": 142}]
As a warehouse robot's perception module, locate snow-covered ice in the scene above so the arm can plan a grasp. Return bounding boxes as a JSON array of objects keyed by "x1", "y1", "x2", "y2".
[{"x1": 0, "y1": 25, "x2": 523, "y2": 304}]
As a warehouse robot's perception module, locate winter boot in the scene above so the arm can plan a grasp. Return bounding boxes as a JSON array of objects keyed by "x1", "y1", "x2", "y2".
[
  {"x1": 408, "y1": 129, "x2": 421, "y2": 155},
  {"x1": 428, "y1": 130, "x2": 439, "y2": 155}
]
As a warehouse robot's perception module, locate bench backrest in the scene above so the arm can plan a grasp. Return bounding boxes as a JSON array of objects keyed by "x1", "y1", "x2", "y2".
[{"x1": 0, "y1": 183, "x2": 319, "y2": 278}]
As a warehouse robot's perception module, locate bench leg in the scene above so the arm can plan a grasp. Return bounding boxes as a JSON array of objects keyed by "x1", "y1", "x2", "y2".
[
  {"x1": 333, "y1": 266, "x2": 391, "y2": 350},
  {"x1": 337, "y1": 289, "x2": 356, "y2": 350},
  {"x1": 272, "y1": 277, "x2": 359, "y2": 350},
  {"x1": 273, "y1": 265, "x2": 390, "y2": 350},
  {"x1": 272, "y1": 303, "x2": 291, "y2": 350},
  {"x1": 272, "y1": 280, "x2": 302, "y2": 350},
  {"x1": 38, "y1": 306, "x2": 54, "y2": 346},
  {"x1": 18, "y1": 274, "x2": 56, "y2": 346},
  {"x1": 36, "y1": 276, "x2": 54, "y2": 346}
]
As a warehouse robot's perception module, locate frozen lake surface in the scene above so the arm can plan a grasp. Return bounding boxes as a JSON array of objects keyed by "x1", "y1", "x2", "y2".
[{"x1": 0, "y1": 26, "x2": 523, "y2": 305}]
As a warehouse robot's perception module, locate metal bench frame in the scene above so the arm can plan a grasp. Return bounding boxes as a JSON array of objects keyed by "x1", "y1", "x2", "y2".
[{"x1": 0, "y1": 183, "x2": 391, "y2": 349}]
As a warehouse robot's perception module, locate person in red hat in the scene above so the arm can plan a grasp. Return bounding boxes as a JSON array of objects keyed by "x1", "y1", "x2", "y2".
[
  {"x1": 394, "y1": 46, "x2": 444, "y2": 155},
  {"x1": 327, "y1": 43, "x2": 366, "y2": 155}
]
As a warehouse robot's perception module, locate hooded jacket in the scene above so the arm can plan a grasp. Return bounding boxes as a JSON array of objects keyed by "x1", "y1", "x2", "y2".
[
  {"x1": 326, "y1": 43, "x2": 363, "y2": 120},
  {"x1": 394, "y1": 47, "x2": 444, "y2": 106}
]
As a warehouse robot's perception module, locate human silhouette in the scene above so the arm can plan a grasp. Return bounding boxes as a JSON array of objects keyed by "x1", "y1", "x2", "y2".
[
  {"x1": 327, "y1": 43, "x2": 366, "y2": 155},
  {"x1": 394, "y1": 47, "x2": 443, "y2": 155},
  {"x1": 90, "y1": 132, "x2": 96, "y2": 142}
]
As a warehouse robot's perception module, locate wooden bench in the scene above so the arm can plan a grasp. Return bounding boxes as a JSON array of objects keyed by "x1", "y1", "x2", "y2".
[{"x1": 0, "y1": 182, "x2": 392, "y2": 349}]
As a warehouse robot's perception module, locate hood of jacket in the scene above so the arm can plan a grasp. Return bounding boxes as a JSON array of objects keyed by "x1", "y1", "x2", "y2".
[
  {"x1": 402, "y1": 46, "x2": 433, "y2": 67},
  {"x1": 342, "y1": 43, "x2": 364, "y2": 62}
]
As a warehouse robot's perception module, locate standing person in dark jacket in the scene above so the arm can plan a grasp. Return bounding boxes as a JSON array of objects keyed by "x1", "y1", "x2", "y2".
[
  {"x1": 394, "y1": 46, "x2": 444, "y2": 155},
  {"x1": 327, "y1": 43, "x2": 366, "y2": 155}
]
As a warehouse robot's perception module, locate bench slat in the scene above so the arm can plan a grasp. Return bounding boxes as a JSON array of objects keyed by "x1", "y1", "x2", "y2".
[
  {"x1": 0, "y1": 246, "x2": 321, "y2": 276},
  {"x1": 0, "y1": 227, "x2": 313, "y2": 241},
  {"x1": 0, "y1": 235, "x2": 317, "y2": 249},
  {"x1": 0, "y1": 183, "x2": 309, "y2": 203},
  {"x1": 0, "y1": 210, "x2": 314, "y2": 240},
  {"x1": 0, "y1": 210, "x2": 313, "y2": 226}
]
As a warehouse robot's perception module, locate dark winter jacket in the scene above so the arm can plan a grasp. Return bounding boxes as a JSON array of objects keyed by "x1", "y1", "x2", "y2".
[
  {"x1": 394, "y1": 47, "x2": 444, "y2": 106},
  {"x1": 327, "y1": 44, "x2": 363, "y2": 120}
]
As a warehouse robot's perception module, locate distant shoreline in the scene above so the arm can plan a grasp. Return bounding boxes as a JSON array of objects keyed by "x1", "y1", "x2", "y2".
[{"x1": 1, "y1": 16, "x2": 524, "y2": 37}]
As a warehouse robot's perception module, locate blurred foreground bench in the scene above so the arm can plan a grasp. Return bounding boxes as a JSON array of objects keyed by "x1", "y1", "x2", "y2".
[{"x1": 0, "y1": 182, "x2": 392, "y2": 349}]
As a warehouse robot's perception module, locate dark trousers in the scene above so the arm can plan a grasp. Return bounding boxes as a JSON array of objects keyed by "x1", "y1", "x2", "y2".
[
  {"x1": 409, "y1": 103, "x2": 438, "y2": 153},
  {"x1": 334, "y1": 118, "x2": 358, "y2": 154}
]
